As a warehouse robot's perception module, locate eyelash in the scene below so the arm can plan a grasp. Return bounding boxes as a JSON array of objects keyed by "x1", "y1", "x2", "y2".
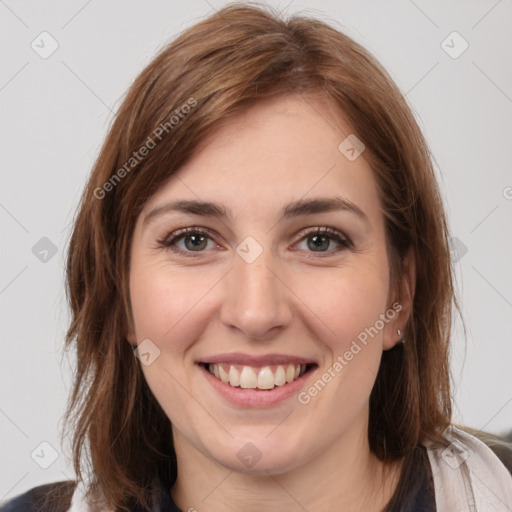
[{"x1": 157, "y1": 226, "x2": 352, "y2": 258}]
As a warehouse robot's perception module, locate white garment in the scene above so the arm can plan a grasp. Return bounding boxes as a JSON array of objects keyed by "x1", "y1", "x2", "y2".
[
  {"x1": 68, "y1": 425, "x2": 512, "y2": 511},
  {"x1": 424, "y1": 425, "x2": 512, "y2": 511},
  {"x1": 68, "y1": 480, "x2": 94, "y2": 512}
]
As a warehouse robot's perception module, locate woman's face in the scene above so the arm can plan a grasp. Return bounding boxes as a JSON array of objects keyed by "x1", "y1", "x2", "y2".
[{"x1": 128, "y1": 93, "x2": 411, "y2": 474}]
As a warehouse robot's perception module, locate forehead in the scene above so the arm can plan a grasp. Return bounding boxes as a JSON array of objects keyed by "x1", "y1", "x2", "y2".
[{"x1": 141, "y1": 93, "x2": 382, "y2": 225}]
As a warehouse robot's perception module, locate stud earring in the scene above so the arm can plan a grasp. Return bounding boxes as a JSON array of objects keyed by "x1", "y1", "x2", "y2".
[{"x1": 397, "y1": 329, "x2": 404, "y2": 343}]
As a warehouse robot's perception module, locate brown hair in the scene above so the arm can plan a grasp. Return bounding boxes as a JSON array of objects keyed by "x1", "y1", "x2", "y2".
[{"x1": 62, "y1": 3, "x2": 458, "y2": 510}]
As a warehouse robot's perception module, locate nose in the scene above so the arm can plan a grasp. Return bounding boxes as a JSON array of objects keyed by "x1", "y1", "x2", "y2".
[{"x1": 219, "y1": 250, "x2": 292, "y2": 341}]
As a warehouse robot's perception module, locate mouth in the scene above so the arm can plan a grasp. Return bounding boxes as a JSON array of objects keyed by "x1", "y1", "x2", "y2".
[{"x1": 198, "y1": 361, "x2": 318, "y2": 391}]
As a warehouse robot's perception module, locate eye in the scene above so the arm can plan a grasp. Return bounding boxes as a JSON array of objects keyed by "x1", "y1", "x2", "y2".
[
  {"x1": 157, "y1": 227, "x2": 219, "y2": 257},
  {"x1": 157, "y1": 226, "x2": 351, "y2": 258},
  {"x1": 294, "y1": 227, "x2": 351, "y2": 255}
]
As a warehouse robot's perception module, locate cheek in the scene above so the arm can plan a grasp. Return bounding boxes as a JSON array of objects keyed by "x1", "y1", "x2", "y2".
[
  {"x1": 290, "y1": 268, "x2": 389, "y2": 427},
  {"x1": 129, "y1": 261, "x2": 218, "y2": 432},
  {"x1": 291, "y1": 261, "x2": 390, "y2": 353},
  {"x1": 129, "y1": 260, "x2": 216, "y2": 347}
]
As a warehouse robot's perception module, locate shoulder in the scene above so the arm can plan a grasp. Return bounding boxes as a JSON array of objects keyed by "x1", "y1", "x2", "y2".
[
  {"x1": 424, "y1": 425, "x2": 512, "y2": 474},
  {"x1": 0, "y1": 480, "x2": 76, "y2": 512},
  {"x1": 467, "y1": 427, "x2": 512, "y2": 476},
  {"x1": 423, "y1": 425, "x2": 512, "y2": 510}
]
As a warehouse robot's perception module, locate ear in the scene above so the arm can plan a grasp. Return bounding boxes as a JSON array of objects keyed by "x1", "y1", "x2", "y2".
[{"x1": 382, "y1": 246, "x2": 416, "y2": 350}]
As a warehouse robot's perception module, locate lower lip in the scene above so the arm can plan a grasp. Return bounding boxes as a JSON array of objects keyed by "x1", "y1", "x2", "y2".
[{"x1": 199, "y1": 364, "x2": 317, "y2": 408}]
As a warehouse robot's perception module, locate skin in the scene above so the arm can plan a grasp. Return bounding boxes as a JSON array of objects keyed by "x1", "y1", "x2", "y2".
[{"x1": 128, "y1": 93, "x2": 416, "y2": 512}]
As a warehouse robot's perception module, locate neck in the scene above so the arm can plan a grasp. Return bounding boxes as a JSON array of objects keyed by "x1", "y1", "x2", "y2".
[{"x1": 170, "y1": 419, "x2": 402, "y2": 512}]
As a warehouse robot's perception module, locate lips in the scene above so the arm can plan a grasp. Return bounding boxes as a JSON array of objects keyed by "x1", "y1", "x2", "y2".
[{"x1": 197, "y1": 353, "x2": 317, "y2": 391}]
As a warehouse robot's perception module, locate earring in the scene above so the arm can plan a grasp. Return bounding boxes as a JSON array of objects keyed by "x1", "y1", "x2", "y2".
[{"x1": 397, "y1": 329, "x2": 404, "y2": 343}]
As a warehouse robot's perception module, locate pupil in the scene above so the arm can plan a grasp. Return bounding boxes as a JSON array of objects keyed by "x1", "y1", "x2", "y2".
[
  {"x1": 185, "y1": 234, "x2": 207, "y2": 251},
  {"x1": 309, "y1": 235, "x2": 328, "y2": 251}
]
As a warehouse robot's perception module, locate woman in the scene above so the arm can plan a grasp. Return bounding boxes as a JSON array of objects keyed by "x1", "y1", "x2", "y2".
[{"x1": 2, "y1": 4, "x2": 511, "y2": 512}]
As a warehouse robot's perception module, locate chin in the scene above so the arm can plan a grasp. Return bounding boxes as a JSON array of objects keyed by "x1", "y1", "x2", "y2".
[{"x1": 204, "y1": 435, "x2": 305, "y2": 475}]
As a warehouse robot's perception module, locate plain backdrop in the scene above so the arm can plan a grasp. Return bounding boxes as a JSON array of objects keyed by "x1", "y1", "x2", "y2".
[{"x1": 1, "y1": 0, "x2": 511, "y2": 501}]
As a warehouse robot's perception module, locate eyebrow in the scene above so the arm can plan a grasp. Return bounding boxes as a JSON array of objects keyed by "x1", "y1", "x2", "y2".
[{"x1": 143, "y1": 196, "x2": 369, "y2": 227}]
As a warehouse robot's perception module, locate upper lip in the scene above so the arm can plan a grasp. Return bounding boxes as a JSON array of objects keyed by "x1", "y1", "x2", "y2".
[{"x1": 198, "y1": 352, "x2": 317, "y2": 366}]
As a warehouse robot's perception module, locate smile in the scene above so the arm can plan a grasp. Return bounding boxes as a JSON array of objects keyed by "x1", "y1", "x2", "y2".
[
  {"x1": 204, "y1": 362, "x2": 314, "y2": 390},
  {"x1": 197, "y1": 354, "x2": 319, "y2": 407}
]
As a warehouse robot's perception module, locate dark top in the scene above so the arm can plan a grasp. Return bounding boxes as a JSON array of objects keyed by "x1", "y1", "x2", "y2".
[{"x1": 2, "y1": 441, "x2": 511, "y2": 512}]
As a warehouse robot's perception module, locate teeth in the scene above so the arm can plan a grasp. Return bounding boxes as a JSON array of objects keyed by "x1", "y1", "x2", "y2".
[
  {"x1": 274, "y1": 365, "x2": 286, "y2": 386},
  {"x1": 240, "y1": 366, "x2": 258, "y2": 388},
  {"x1": 257, "y1": 366, "x2": 274, "y2": 389},
  {"x1": 219, "y1": 365, "x2": 229, "y2": 383},
  {"x1": 207, "y1": 363, "x2": 308, "y2": 390},
  {"x1": 285, "y1": 365, "x2": 295, "y2": 383},
  {"x1": 228, "y1": 365, "x2": 240, "y2": 387}
]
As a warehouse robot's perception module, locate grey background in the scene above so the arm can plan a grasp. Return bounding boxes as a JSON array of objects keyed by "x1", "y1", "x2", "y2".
[{"x1": 1, "y1": 0, "x2": 511, "y2": 500}]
